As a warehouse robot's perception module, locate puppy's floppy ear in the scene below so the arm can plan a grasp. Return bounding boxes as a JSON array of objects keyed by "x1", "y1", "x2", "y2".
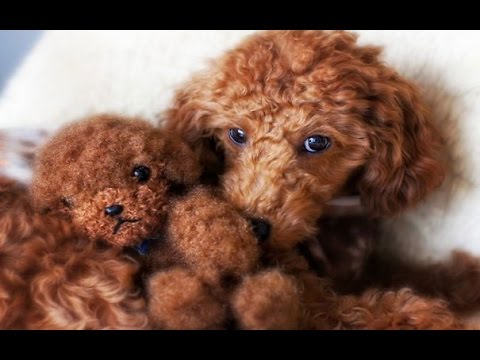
[
  {"x1": 358, "y1": 73, "x2": 445, "y2": 216},
  {"x1": 162, "y1": 132, "x2": 203, "y2": 186}
]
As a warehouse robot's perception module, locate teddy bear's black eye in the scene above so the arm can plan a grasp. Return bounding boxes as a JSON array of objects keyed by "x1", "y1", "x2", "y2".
[{"x1": 132, "y1": 166, "x2": 151, "y2": 183}]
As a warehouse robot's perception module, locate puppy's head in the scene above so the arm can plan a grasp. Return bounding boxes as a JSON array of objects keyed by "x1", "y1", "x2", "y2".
[
  {"x1": 166, "y1": 30, "x2": 445, "y2": 250},
  {"x1": 31, "y1": 114, "x2": 201, "y2": 247}
]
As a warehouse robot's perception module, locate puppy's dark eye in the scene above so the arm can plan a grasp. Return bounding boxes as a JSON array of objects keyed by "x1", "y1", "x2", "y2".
[
  {"x1": 303, "y1": 135, "x2": 330, "y2": 153},
  {"x1": 132, "y1": 166, "x2": 151, "y2": 183},
  {"x1": 228, "y1": 128, "x2": 247, "y2": 145}
]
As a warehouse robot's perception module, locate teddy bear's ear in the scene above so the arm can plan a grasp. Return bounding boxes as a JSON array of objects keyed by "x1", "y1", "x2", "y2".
[
  {"x1": 30, "y1": 184, "x2": 73, "y2": 220},
  {"x1": 161, "y1": 133, "x2": 203, "y2": 186},
  {"x1": 30, "y1": 145, "x2": 74, "y2": 220}
]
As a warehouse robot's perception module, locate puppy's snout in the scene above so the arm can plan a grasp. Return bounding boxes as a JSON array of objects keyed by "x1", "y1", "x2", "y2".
[
  {"x1": 104, "y1": 204, "x2": 124, "y2": 217},
  {"x1": 249, "y1": 218, "x2": 271, "y2": 242}
]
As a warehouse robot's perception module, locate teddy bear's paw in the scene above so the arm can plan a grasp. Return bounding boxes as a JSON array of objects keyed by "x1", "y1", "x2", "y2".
[
  {"x1": 147, "y1": 268, "x2": 227, "y2": 330},
  {"x1": 230, "y1": 269, "x2": 302, "y2": 330}
]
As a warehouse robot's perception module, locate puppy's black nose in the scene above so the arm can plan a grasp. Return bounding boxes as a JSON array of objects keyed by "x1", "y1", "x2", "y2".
[
  {"x1": 105, "y1": 204, "x2": 124, "y2": 217},
  {"x1": 249, "y1": 218, "x2": 271, "y2": 242}
]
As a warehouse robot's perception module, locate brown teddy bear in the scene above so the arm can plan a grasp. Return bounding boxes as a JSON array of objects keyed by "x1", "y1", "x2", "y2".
[{"x1": 29, "y1": 114, "x2": 302, "y2": 330}]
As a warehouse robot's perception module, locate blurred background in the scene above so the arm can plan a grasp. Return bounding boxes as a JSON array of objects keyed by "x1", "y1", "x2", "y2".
[{"x1": 0, "y1": 30, "x2": 43, "y2": 92}]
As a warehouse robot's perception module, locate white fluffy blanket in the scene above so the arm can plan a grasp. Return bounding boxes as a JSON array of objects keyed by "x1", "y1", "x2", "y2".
[{"x1": 1, "y1": 30, "x2": 479, "y2": 266}]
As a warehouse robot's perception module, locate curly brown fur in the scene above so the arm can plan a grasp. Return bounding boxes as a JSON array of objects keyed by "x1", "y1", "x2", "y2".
[
  {"x1": 0, "y1": 177, "x2": 148, "y2": 329},
  {"x1": 164, "y1": 30, "x2": 463, "y2": 329},
  {"x1": 165, "y1": 187, "x2": 260, "y2": 283}
]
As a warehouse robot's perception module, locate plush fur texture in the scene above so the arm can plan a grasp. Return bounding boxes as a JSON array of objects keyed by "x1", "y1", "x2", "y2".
[{"x1": 260, "y1": 249, "x2": 464, "y2": 329}]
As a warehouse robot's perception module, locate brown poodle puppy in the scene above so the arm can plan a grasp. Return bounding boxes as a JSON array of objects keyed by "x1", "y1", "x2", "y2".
[
  {"x1": 167, "y1": 31, "x2": 443, "y2": 248},
  {"x1": 164, "y1": 30, "x2": 460, "y2": 329},
  {"x1": 166, "y1": 30, "x2": 444, "y2": 247},
  {"x1": 4, "y1": 114, "x2": 301, "y2": 330}
]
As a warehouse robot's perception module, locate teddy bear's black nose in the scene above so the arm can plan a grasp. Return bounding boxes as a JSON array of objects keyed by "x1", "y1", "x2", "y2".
[
  {"x1": 105, "y1": 204, "x2": 124, "y2": 217},
  {"x1": 249, "y1": 218, "x2": 271, "y2": 242}
]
